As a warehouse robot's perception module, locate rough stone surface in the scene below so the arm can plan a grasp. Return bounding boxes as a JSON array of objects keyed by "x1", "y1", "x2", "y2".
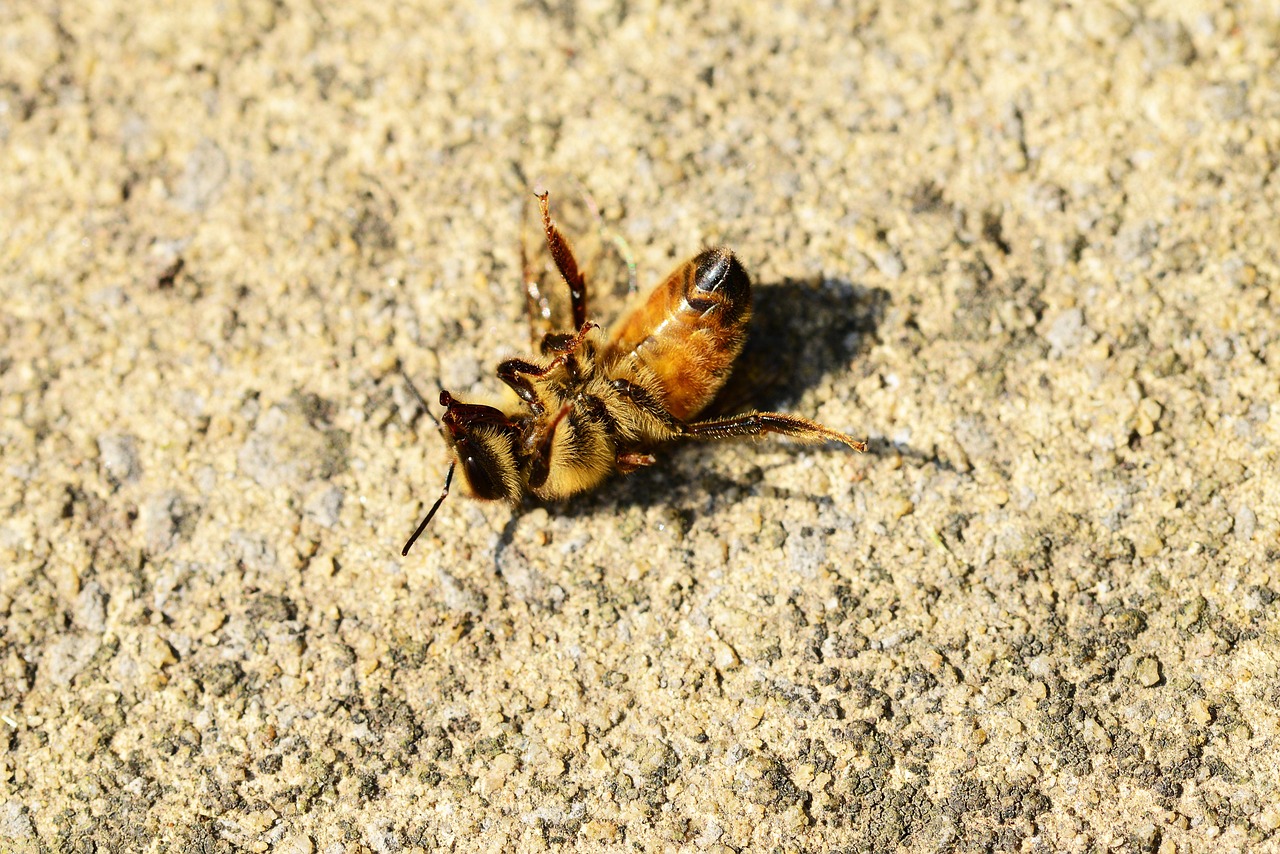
[{"x1": 1, "y1": 1, "x2": 1277, "y2": 851}]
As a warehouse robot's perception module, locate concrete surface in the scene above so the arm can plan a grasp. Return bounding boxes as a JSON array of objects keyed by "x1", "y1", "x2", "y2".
[{"x1": 2, "y1": 0, "x2": 1278, "y2": 851}]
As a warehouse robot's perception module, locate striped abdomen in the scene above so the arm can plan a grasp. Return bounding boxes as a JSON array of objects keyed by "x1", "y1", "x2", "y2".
[{"x1": 603, "y1": 247, "x2": 751, "y2": 421}]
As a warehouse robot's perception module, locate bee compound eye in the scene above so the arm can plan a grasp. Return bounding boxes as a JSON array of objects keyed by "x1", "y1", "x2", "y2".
[{"x1": 462, "y1": 452, "x2": 506, "y2": 501}]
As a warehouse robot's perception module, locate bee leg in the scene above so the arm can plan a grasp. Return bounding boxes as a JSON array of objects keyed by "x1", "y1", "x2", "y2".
[
  {"x1": 609, "y1": 378, "x2": 865, "y2": 452},
  {"x1": 537, "y1": 191, "x2": 588, "y2": 330},
  {"x1": 497, "y1": 358, "x2": 551, "y2": 415},
  {"x1": 500, "y1": 321, "x2": 598, "y2": 402},
  {"x1": 528, "y1": 402, "x2": 573, "y2": 490},
  {"x1": 616, "y1": 452, "x2": 657, "y2": 473},
  {"x1": 682, "y1": 412, "x2": 868, "y2": 452},
  {"x1": 540, "y1": 320, "x2": 598, "y2": 356},
  {"x1": 539, "y1": 332, "x2": 575, "y2": 355}
]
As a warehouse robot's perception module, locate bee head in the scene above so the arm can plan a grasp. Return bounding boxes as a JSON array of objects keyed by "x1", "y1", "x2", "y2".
[
  {"x1": 402, "y1": 390, "x2": 522, "y2": 557},
  {"x1": 439, "y1": 391, "x2": 522, "y2": 503}
]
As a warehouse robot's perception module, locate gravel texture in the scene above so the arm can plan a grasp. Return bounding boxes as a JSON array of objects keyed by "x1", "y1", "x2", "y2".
[{"x1": 2, "y1": 1, "x2": 1279, "y2": 851}]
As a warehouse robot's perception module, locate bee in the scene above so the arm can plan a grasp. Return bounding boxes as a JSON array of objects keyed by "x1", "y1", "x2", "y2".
[{"x1": 402, "y1": 191, "x2": 866, "y2": 555}]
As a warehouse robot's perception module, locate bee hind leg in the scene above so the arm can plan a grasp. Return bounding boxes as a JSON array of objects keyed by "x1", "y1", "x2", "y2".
[
  {"x1": 610, "y1": 377, "x2": 865, "y2": 451},
  {"x1": 683, "y1": 412, "x2": 867, "y2": 452}
]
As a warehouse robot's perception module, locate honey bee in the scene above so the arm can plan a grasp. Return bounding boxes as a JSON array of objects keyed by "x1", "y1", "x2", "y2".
[{"x1": 402, "y1": 191, "x2": 866, "y2": 555}]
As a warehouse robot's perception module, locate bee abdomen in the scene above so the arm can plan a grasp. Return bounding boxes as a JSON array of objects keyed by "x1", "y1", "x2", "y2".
[{"x1": 604, "y1": 247, "x2": 753, "y2": 422}]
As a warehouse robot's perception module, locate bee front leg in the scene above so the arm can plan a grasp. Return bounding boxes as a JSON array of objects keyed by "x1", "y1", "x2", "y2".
[
  {"x1": 497, "y1": 358, "x2": 552, "y2": 415},
  {"x1": 528, "y1": 402, "x2": 573, "y2": 490}
]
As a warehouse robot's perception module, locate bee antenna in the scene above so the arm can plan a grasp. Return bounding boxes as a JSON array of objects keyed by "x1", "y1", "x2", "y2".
[
  {"x1": 402, "y1": 460, "x2": 456, "y2": 556},
  {"x1": 400, "y1": 371, "x2": 442, "y2": 428}
]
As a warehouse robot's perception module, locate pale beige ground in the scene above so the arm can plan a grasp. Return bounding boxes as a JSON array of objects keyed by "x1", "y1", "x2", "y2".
[{"x1": 2, "y1": 1, "x2": 1279, "y2": 852}]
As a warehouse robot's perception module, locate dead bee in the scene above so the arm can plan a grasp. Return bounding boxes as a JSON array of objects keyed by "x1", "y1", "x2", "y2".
[{"x1": 402, "y1": 191, "x2": 866, "y2": 555}]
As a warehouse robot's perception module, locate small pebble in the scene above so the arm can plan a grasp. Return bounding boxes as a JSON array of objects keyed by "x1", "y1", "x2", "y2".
[{"x1": 1134, "y1": 657, "x2": 1161, "y2": 688}]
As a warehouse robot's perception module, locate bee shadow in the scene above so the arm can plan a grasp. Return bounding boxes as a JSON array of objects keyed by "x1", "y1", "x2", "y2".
[{"x1": 716, "y1": 278, "x2": 889, "y2": 416}]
